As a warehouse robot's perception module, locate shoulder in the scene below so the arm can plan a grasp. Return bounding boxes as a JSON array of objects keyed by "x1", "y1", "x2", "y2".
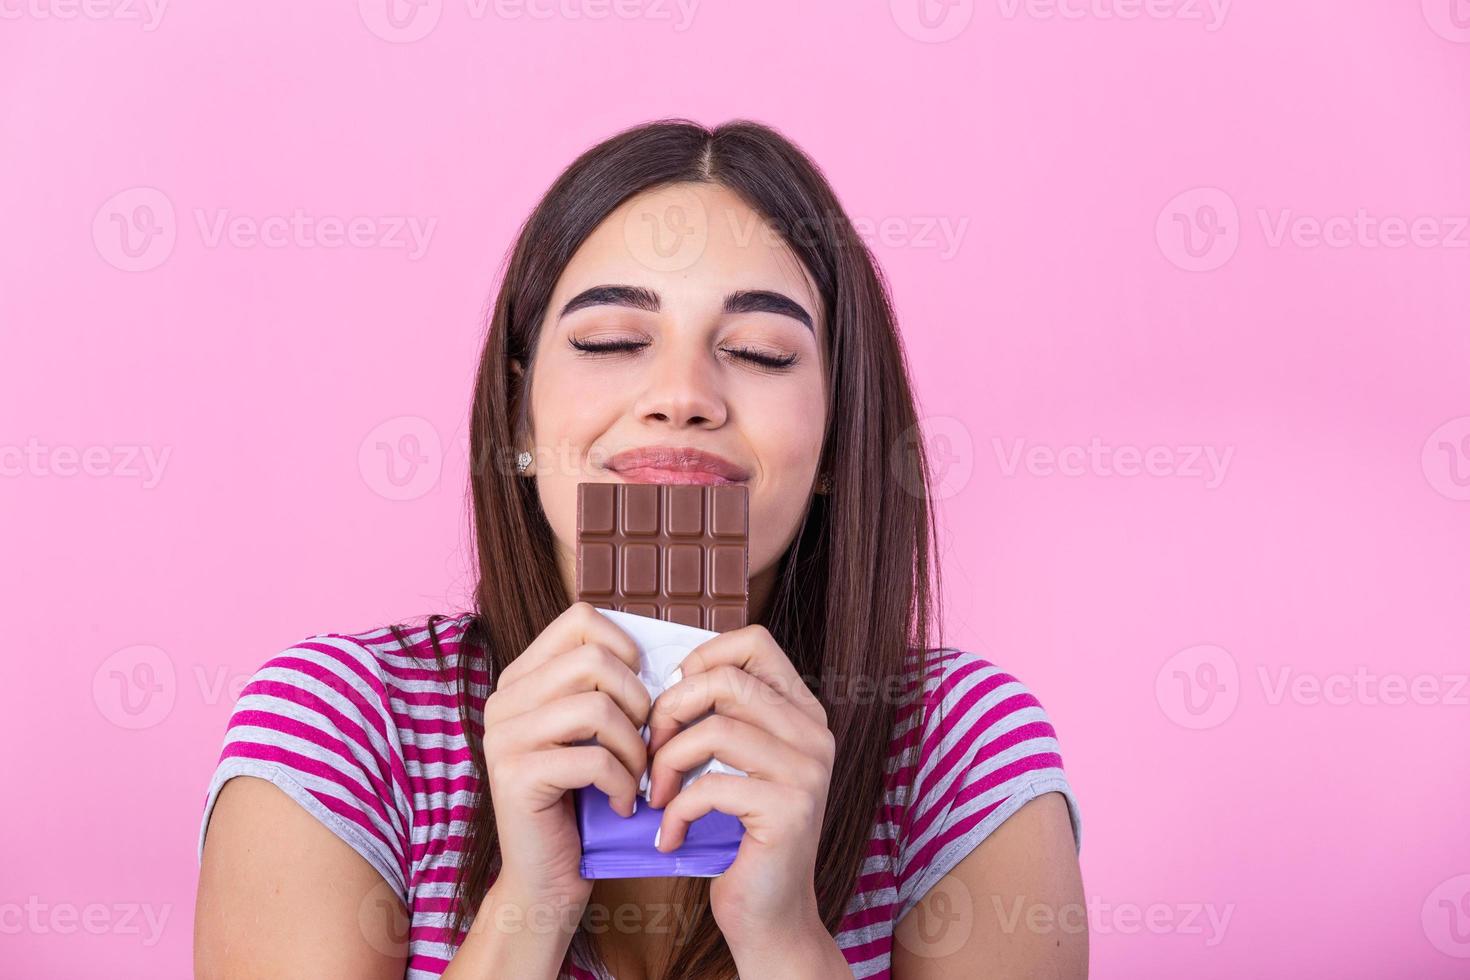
[
  {"x1": 198, "y1": 613, "x2": 480, "y2": 897},
  {"x1": 893, "y1": 646, "x2": 1068, "y2": 756},
  {"x1": 890, "y1": 647, "x2": 1061, "y2": 761},
  {"x1": 244, "y1": 613, "x2": 479, "y2": 710},
  {"x1": 891, "y1": 646, "x2": 1083, "y2": 882}
]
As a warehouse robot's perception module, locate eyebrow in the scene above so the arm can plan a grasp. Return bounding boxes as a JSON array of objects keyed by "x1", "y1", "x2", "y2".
[{"x1": 558, "y1": 284, "x2": 813, "y2": 332}]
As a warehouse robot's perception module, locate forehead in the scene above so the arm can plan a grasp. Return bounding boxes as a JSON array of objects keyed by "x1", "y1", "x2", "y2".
[{"x1": 551, "y1": 181, "x2": 825, "y2": 330}]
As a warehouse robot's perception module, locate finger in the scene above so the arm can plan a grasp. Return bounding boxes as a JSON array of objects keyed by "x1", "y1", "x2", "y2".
[
  {"x1": 495, "y1": 745, "x2": 640, "y2": 817},
  {"x1": 490, "y1": 690, "x2": 648, "y2": 789},
  {"x1": 644, "y1": 664, "x2": 818, "y2": 759},
  {"x1": 492, "y1": 642, "x2": 652, "y2": 731},
  {"x1": 648, "y1": 715, "x2": 819, "y2": 809},
  {"x1": 499, "y1": 602, "x2": 640, "y2": 689},
  {"x1": 678, "y1": 626, "x2": 825, "y2": 725},
  {"x1": 655, "y1": 774, "x2": 820, "y2": 853}
]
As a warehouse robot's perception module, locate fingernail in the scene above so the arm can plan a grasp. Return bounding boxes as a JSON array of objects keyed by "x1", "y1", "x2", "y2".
[
  {"x1": 631, "y1": 796, "x2": 638, "y2": 816},
  {"x1": 653, "y1": 826, "x2": 663, "y2": 850}
]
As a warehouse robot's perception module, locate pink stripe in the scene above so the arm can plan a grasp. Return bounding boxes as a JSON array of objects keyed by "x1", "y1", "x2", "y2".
[
  {"x1": 954, "y1": 752, "x2": 1064, "y2": 810},
  {"x1": 905, "y1": 687, "x2": 1032, "y2": 844},
  {"x1": 918, "y1": 713, "x2": 1055, "y2": 830},
  {"x1": 229, "y1": 690, "x2": 405, "y2": 834},
  {"x1": 896, "y1": 660, "x2": 997, "y2": 844},
  {"x1": 219, "y1": 733, "x2": 395, "y2": 832},
  {"x1": 388, "y1": 687, "x2": 462, "y2": 710},
  {"x1": 413, "y1": 773, "x2": 480, "y2": 797},
  {"x1": 841, "y1": 934, "x2": 890, "y2": 966},
  {"x1": 402, "y1": 743, "x2": 475, "y2": 766},
  {"x1": 900, "y1": 795, "x2": 1008, "y2": 885}
]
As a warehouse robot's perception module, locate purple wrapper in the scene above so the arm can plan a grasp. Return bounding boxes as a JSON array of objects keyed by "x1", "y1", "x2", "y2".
[
  {"x1": 571, "y1": 608, "x2": 747, "y2": 878},
  {"x1": 575, "y1": 784, "x2": 743, "y2": 878}
]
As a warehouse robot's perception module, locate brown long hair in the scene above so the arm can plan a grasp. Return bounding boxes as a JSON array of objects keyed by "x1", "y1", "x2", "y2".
[{"x1": 414, "y1": 118, "x2": 944, "y2": 979}]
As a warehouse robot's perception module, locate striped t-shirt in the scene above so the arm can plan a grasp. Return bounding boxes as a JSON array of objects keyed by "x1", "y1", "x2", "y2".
[{"x1": 196, "y1": 614, "x2": 1082, "y2": 979}]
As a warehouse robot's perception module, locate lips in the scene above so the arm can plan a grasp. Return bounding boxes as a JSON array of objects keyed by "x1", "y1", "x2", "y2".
[{"x1": 604, "y1": 446, "x2": 749, "y2": 485}]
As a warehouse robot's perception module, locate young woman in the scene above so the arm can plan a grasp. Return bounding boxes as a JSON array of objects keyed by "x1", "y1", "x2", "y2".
[{"x1": 194, "y1": 119, "x2": 1086, "y2": 980}]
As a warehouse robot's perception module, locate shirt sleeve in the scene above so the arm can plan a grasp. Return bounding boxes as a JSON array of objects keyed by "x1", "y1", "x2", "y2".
[
  {"x1": 894, "y1": 649, "x2": 1082, "y2": 923},
  {"x1": 196, "y1": 633, "x2": 414, "y2": 904}
]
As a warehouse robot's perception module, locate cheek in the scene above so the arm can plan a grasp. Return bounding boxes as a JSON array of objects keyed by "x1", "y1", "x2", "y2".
[
  {"x1": 746, "y1": 387, "x2": 825, "y2": 473},
  {"x1": 744, "y1": 386, "x2": 824, "y2": 568},
  {"x1": 531, "y1": 367, "x2": 619, "y2": 448}
]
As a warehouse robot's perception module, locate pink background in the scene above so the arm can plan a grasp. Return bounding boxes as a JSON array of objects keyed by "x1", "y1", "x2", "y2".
[{"x1": 3, "y1": 2, "x2": 1468, "y2": 977}]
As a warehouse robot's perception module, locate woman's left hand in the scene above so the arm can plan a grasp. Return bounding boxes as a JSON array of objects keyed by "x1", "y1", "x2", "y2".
[{"x1": 644, "y1": 623, "x2": 836, "y2": 947}]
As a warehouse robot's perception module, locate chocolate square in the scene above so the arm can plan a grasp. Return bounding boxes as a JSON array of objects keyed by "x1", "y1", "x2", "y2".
[{"x1": 576, "y1": 482, "x2": 749, "y2": 631}]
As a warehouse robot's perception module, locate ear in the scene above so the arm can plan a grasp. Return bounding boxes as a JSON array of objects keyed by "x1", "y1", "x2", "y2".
[{"x1": 507, "y1": 357, "x2": 530, "y2": 452}]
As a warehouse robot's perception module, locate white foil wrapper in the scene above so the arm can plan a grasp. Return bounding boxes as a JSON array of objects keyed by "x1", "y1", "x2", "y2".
[{"x1": 593, "y1": 607, "x2": 749, "y2": 801}]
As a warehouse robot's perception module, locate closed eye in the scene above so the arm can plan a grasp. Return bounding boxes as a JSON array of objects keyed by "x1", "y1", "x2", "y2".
[{"x1": 568, "y1": 337, "x2": 798, "y2": 370}]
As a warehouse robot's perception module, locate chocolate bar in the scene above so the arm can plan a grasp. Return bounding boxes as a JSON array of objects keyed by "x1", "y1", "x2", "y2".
[{"x1": 576, "y1": 482, "x2": 748, "y2": 632}]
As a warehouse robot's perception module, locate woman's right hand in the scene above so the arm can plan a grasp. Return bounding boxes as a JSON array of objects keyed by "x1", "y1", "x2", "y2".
[{"x1": 481, "y1": 602, "x2": 652, "y2": 909}]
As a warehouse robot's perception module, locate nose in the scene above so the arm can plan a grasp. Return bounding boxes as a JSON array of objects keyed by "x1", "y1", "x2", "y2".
[{"x1": 631, "y1": 341, "x2": 728, "y2": 429}]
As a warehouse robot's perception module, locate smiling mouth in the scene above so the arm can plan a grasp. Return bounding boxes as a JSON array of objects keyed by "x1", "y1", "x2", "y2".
[
  {"x1": 602, "y1": 445, "x2": 749, "y2": 485},
  {"x1": 606, "y1": 467, "x2": 741, "y2": 486}
]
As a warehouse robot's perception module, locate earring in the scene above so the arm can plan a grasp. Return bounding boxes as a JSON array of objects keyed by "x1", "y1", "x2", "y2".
[
  {"x1": 817, "y1": 472, "x2": 832, "y2": 495},
  {"x1": 515, "y1": 451, "x2": 532, "y2": 475}
]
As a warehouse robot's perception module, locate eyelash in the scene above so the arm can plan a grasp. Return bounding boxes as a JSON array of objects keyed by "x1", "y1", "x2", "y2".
[{"x1": 568, "y1": 337, "x2": 798, "y2": 370}]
